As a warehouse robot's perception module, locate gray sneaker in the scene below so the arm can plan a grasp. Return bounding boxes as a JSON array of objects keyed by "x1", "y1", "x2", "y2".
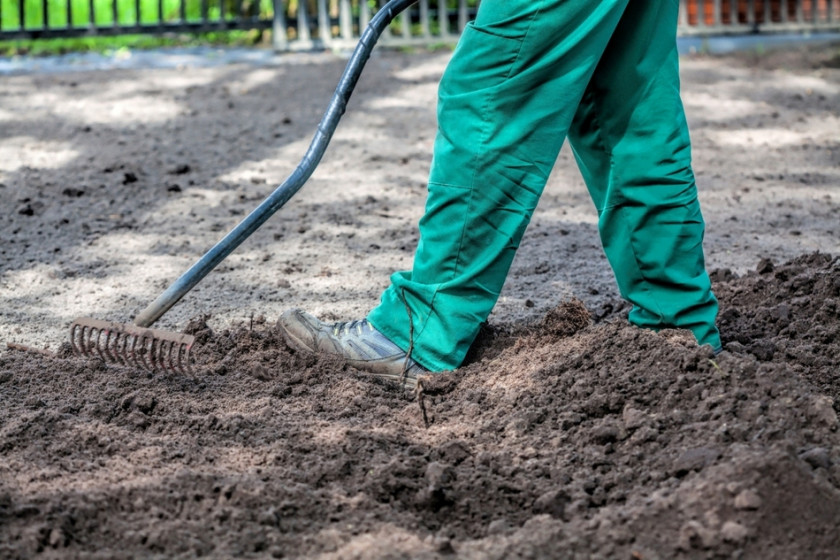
[{"x1": 277, "y1": 309, "x2": 425, "y2": 389}]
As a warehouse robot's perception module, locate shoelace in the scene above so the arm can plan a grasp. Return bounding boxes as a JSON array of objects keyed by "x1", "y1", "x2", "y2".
[{"x1": 332, "y1": 319, "x2": 369, "y2": 338}]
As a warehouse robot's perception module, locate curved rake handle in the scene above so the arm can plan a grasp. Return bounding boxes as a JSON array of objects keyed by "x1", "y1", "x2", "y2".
[{"x1": 134, "y1": 0, "x2": 420, "y2": 328}]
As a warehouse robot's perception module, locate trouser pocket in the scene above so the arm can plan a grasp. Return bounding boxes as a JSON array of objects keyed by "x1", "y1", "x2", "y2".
[{"x1": 431, "y1": 23, "x2": 524, "y2": 190}]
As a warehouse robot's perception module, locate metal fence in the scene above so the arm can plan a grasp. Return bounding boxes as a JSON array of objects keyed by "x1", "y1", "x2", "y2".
[
  {"x1": 1, "y1": 0, "x2": 838, "y2": 47},
  {"x1": 680, "y1": 0, "x2": 839, "y2": 34}
]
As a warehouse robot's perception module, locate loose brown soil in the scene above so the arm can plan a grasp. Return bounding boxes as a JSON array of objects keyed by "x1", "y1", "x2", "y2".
[{"x1": 1, "y1": 44, "x2": 840, "y2": 559}]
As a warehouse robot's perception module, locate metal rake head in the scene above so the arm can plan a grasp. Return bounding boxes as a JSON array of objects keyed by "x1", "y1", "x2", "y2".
[{"x1": 69, "y1": 317, "x2": 195, "y2": 375}]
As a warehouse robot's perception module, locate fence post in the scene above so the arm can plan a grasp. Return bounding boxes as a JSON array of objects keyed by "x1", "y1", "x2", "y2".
[
  {"x1": 400, "y1": 3, "x2": 410, "y2": 37},
  {"x1": 317, "y1": 0, "x2": 330, "y2": 43},
  {"x1": 420, "y1": 0, "x2": 430, "y2": 38},
  {"x1": 360, "y1": 0, "x2": 370, "y2": 31},
  {"x1": 273, "y1": 0, "x2": 289, "y2": 51},
  {"x1": 380, "y1": 0, "x2": 392, "y2": 40},
  {"x1": 679, "y1": 0, "x2": 688, "y2": 27},
  {"x1": 438, "y1": 0, "x2": 450, "y2": 38},
  {"x1": 339, "y1": 0, "x2": 352, "y2": 40},
  {"x1": 297, "y1": 1, "x2": 312, "y2": 43}
]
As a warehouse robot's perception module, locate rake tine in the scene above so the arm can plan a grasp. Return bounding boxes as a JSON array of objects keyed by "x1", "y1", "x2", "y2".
[
  {"x1": 93, "y1": 327, "x2": 107, "y2": 363},
  {"x1": 139, "y1": 334, "x2": 151, "y2": 371},
  {"x1": 116, "y1": 332, "x2": 130, "y2": 367},
  {"x1": 181, "y1": 344, "x2": 193, "y2": 375},
  {"x1": 146, "y1": 335, "x2": 159, "y2": 372},
  {"x1": 168, "y1": 341, "x2": 179, "y2": 373},
  {"x1": 134, "y1": 334, "x2": 147, "y2": 371},
  {"x1": 127, "y1": 332, "x2": 139, "y2": 370},
  {"x1": 157, "y1": 338, "x2": 170, "y2": 373},
  {"x1": 174, "y1": 342, "x2": 184, "y2": 374},
  {"x1": 139, "y1": 335, "x2": 153, "y2": 372},
  {"x1": 86, "y1": 325, "x2": 97, "y2": 358},
  {"x1": 162, "y1": 340, "x2": 173, "y2": 373},
  {"x1": 154, "y1": 337, "x2": 166, "y2": 372},
  {"x1": 174, "y1": 342, "x2": 185, "y2": 374},
  {"x1": 171, "y1": 341, "x2": 183, "y2": 374},
  {"x1": 77, "y1": 324, "x2": 91, "y2": 358},
  {"x1": 70, "y1": 323, "x2": 80, "y2": 355},
  {"x1": 69, "y1": 323, "x2": 78, "y2": 354},
  {"x1": 157, "y1": 339, "x2": 168, "y2": 372},
  {"x1": 78, "y1": 324, "x2": 91, "y2": 358},
  {"x1": 103, "y1": 329, "x2": 117, "y2": 364},
  {"x1": 88, "y1": 327, "x2": 98, "y2": 359},
  {"x1": 140, "y1": 335, "x2": 153, "y2": 372},
  {"x1": 146, "y1": 334, "x2": 160, "y2": 372}
]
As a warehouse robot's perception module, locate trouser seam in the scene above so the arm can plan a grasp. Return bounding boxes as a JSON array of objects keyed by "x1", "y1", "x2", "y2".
[
  {"x1": 578, "y1": 87, "x2": 615, "y2": 212},
  {"x1": 501, "y1": 3, "x2": 543, "y2": 82},
  {"x1": 405, "y1": 182, "x2": 472, "y2": 349},
  {"x1": 619, "y1": 216, "x2": 668, "y2": 323},
  {"x1": 453, "y1": 2, "x2": 542, "y2": 285}
]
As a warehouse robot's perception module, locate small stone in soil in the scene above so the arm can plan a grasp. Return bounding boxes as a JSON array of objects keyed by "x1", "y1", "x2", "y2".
[
  {"x1": 720, "y1": 521, "x2": 749, "y2": 544},
  {"x1": 532, "y1": 489, "x2": 569, "y2": 520},
  {"x1": 757, "y1": 258, "x2": 775, "y2": 274},
  {"x1": 799, "y1": 447, "x2": 832, "y2": 470},
  {"x1": 673, "y1": 447, "x2": 720, "y2": 477},
  {"x1": 734, "y1": 489, "x2": 762, "y2": 510}
]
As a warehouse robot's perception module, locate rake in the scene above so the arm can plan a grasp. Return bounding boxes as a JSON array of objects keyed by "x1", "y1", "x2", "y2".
[{"x1": 70, "y1": 0, "x2": 420, "y2": 375}]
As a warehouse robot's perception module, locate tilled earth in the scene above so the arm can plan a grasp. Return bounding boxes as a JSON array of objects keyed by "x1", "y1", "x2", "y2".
[
  {"x1": 1, "y1": 44, "x2": 840, "y2": 559},
  {"x1": 2, "y1": 254, "x2": 840, "y2": 559}
]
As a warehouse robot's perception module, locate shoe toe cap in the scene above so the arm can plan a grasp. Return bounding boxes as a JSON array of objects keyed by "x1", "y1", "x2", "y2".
[{"x1": 277, "y1": 308, "x2": 322, "y2": 351}]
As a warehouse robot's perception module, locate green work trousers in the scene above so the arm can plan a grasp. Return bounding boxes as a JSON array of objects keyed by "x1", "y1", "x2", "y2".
[{"x1": 368, "y1": 0, "x2": 722, "y2": 372}]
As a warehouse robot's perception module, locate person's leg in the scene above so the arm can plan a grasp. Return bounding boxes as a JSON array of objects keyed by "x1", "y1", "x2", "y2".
[
  {"x1": 567, "y1": 2, "x2": 721, "y2": 351},
  {"x1": 368, "y1": 0, "x2": 632, "y2": 371}
]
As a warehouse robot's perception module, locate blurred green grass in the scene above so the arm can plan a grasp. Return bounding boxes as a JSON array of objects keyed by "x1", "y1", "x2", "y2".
[
  {"x1": 0, "y1": 0, "x2": 272, "y2": 29},
  {"x1": 0, "y1": 29, "x2": 268, "y2": 56},
  {"x1": 0, "y1": 0, "x2": 272, "y2": 54}
]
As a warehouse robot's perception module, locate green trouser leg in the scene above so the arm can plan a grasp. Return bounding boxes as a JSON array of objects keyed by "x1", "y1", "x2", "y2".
[
  {"x1": 368, "y1": 0, "x2": 720, "y2": 372},
  {"x1": 568, "y1": 5, "x2": 721, "y2": 353}
]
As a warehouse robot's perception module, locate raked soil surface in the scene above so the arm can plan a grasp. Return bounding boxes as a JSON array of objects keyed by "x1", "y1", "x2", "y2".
[{"x1": 1, "y1": 44, "x2": 840, "y2": 558}]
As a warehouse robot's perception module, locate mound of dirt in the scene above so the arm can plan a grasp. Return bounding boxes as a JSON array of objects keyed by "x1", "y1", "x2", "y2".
[
  {"x1": 2, "y1": 253, "x2": 839, "y2": 558},
  {"x1": 715, "y1": 252, "x2": 840, "y2": 396}
]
